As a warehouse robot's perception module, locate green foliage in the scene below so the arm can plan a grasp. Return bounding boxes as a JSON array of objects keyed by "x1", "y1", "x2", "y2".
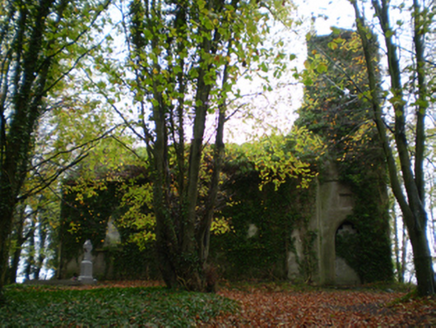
[
  {"x1": 60, "y1": 179, "x2": 120, "y2": 264},
  {"x1": 239, "y1": 126, "x2": 325, "y2": 191},
  {"x1": 107, "y1": 242, "x2": 160, "y2": 280},
  {"x1": 210, "y1": 145, "x2": 318, "y2": 280},
  {"x1": 338, "y1": 159, "x2": 393, "y2": 283},
  {"x1": 0, "y1": 0, "x2": 109, "y2": 289},
  {"x1": 0, "y1": 285, "x2": 237, "y2": 327},
  {"x1": 0, "y1": 0, "x2": 115, "y2": 296},
  {"x1": 58, "y1": 161, "x2": 159, "y2": 279},
  {"x1": 106, "y1": 0, "x2": 296, "y2": 291},
  {"x1": 117, "y1": 182, "x2": 155, "y2": 249},
  {"x1": 297, "y1": 230, "x2": 318, "y2": 283},
  {"x1": 58, "y1": 130, "x2": 323, "y2": 281},
  {"x1": 296, "y1": 30, "x2": 376, "y2": 157},
  {"x1": 56, "y1": 135, "x2": 151, "y2": 268}
]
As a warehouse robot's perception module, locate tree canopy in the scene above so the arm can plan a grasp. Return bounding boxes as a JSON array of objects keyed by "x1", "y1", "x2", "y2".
[
  {"x1": 1, "y1": 0, "x2": 435, "y2": 299},
  {"x1": 0, "y1": 0, "x2": 111, "y2": 301}
]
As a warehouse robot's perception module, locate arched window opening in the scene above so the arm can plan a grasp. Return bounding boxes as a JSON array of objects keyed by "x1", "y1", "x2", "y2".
[{"x1": 335, "y1": 221, "x2": 361, "y2": 285}]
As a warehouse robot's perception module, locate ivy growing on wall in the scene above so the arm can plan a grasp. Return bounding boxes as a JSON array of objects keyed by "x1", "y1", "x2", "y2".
[
  {"x1": 59, "y1": 179, "x2": 118, "y2": 269},
  {"x1": 58, "y1": 166, "x2": 159, "y2": 280},
  {"x1": 336, "y1": 150, "x2": 393, "y2": 283},
  {"x1": 298, "y1": 29, "x2": 393, "y2": 283},
  {"x1": 209, "y1": 148, "x2": 318, "y2": 281},
  {"x1": 59, "y1": 142, "x2": 321, "y2": 282},
  {"x1": 57, "y1": 30, "x2": 394, "y2": 285}
]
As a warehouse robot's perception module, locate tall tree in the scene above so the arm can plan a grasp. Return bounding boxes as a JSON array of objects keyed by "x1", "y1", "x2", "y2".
[
  {"x1": 0, "y1": 0, "x2": 109, "y2": 302},
  {"x1": 119, "y1": 0, "x2": 290, "y2": 291},
  {"x1": 350, "y1": 0, "x2": 435, "y2": 295}
]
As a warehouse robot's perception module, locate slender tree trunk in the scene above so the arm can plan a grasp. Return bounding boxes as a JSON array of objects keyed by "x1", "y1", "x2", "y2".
[
  {"x1": 0, "y1": 189, "x2": 17, "y2": 300},
  {"x1": 23, "y1": 221, "x2": 35, "y2": 281},
  {"x1": 9, "y1": 205, "x2": 27, "y2": 284},
  {"x1": 429, "y1": 177, "x2": 436, "y2": 256},
  {"x1": 351, "y1": 0, "x2": 435, "y2": 295},
  {"x1": 10, "y1": 248, "x2": 21, "y2": 285},
  {"x1": 407, "y1": 216, "x2": 434, "y2": 293},
  {"x1": 197, "y1": 39, "x2": 232, "y2": 270},
  {"x1": 401, "y1": 225, "x2": 407, "y2": 283},
  {"x1": 35, "y1": 225, "x2": 47, "y2": 280},
  {"x1": 393, "y1": 206, "x2": 401, "y2": 282}
]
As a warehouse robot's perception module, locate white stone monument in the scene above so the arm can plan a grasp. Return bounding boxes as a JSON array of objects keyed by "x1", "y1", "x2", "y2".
[{"x1": 78, "y1": 240, "x2": 95, "y2": 284}]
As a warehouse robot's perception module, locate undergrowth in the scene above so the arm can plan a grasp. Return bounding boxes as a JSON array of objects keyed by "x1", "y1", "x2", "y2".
[{"x1": 0, "y1": 284, "x2": 238, "y2": 327}]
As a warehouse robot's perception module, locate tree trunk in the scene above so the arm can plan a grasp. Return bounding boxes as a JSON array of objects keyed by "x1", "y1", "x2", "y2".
[
  {"x1": 9, "y1": 202, "x2": 30, "y2": 284},
  {"x1": 24, "y1": 219, "x2": 36, "y2": 281},
  {"x1": 0, "y1": 188, "x2": 17, "y2": 302},
  {"x1": 400, "y1": 225, "x2": 407, "y2": 284},
  {"x1": 10, "y1": 247, "x2": 21, "y2": 284},
  {"x1": 393, "y1": 206, "x2": 401, "y2": 283},
  {"x1": 128, "y1": 0, "x2": 260, "y2": 292},
  {"x1": 0, "y1": 0, "x2": 55, "y2": 298},
  {"x1": 351, "y1": 0, "x2": 435, "y2": 295},
  {"x1": 407, "y1": 211, "x2": 435, "y2": 295},
  {"x1": 0, "y1": 0, "x2": 109, "y2": 301},
  {"x1": 35, "y1": 225, "x2": 47, "y2": 280}
]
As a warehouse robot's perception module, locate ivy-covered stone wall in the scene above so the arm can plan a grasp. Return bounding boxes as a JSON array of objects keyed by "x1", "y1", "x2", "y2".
[
  {"x1": 57, "y1": 29, "x2": 393, "y2": 285},
  {"x1": 296, "y1": 29, "x2": 393, "y2": 284},
  {"x1": 57, "y1": 152, "x2": 392, "y2": 284},
  {"x1": 209, "y1": 168, "x2": 316, "y2": 281},
  {"x1": 58, "y1": 167, "x2": 160, "y2": 280}
]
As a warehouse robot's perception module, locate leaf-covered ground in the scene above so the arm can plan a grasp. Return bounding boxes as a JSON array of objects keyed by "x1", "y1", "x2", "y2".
[
  {"x1": 206, "y1": 283, "x2": 436, "y2": 327},
  {"x1": 2, "y1": 280, "x2": 435, "y2": 327}
]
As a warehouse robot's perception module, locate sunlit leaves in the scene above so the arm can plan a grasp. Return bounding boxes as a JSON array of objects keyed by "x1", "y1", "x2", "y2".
[
  {"x1": 124, "y1": 0, "x2": 279, "y2": 119},
  {"x1": 239, "y1": 127, "x2": 325, "y2": 191},
  {"x1": 0, "y1": 0, "x2": 114, "y2": 289},
  {"x1": 316, "y1": 62, "x2": 328, "y2": 73},
  {"x1": 117, "y1": 182, "x2": 155, "y2": 250},
  {"x1": 328, "y1": 42, "x2": 338, "y2": 50},
  {"x1": 211, "y1": 216, "x2": 232, "y2": 235},
  {"x1": 296, "y1": 30, "x2": 376, "y2": 164}
]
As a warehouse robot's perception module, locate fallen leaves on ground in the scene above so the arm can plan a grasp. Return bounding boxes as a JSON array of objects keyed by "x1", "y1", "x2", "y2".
[
  {"x1": 48, "y1": 280, "x2": 164, "y2": 290},
  {"x1": 44, "y1": 280, "x2": 436, "y2": 327},
  {"x1": 202, "y1": 285, "x2": 436, "y2": 327}
]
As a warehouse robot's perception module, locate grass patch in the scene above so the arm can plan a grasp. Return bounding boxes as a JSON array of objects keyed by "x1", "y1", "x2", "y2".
[{"x1": 0, "y1": 284, "x2": 238, "y2": 327}]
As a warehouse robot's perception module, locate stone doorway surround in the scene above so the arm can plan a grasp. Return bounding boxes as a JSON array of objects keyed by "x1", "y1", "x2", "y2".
[{"x1": 309, "y1": 161, "x2": 360, "y2": 285}]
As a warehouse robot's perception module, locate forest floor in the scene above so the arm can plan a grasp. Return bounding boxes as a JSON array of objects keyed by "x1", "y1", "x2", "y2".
[
  {"x1": 94, "y1": 280, "x2": 436, "y2": 327},
  {"x1": 7, "y1": 280, "x2": 436, "y2": 327},
  {"x1": 209, "y1": 282, "x2": 436, "y2": 327}
]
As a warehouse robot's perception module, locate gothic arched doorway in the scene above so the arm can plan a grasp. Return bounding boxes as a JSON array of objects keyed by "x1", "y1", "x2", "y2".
[{"x1": 335, "y1": 221, "x2": 361, "y2": 285}]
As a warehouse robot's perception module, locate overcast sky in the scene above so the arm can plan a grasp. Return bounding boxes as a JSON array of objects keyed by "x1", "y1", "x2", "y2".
[
  {"x1": 224, "y1": 0, "x2": 358, "y2": 143},
  {"x1": 302, "y1": 0, "x2": 355, "y2": 34}
]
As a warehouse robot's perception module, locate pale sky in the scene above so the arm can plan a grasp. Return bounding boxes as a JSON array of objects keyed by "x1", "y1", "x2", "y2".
[
  {"x1": 223, "y1": 0, "x2": 357, "y2": 144},
  {"x1": 303, "y1": 0, "x2": 355, "y2": 34}
]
